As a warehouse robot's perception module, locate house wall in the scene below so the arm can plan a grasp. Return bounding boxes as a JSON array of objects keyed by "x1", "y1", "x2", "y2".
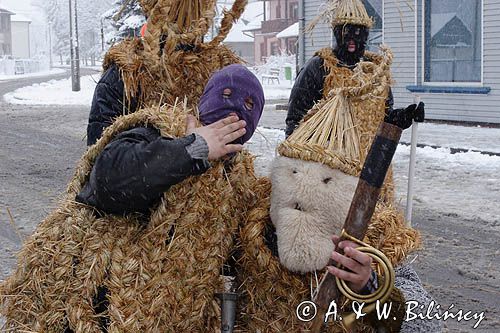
[
  {"x1": 302, "y1": 0, "x2": 500, "y2": 124},
  {"x1": 11, "y1": 21, "x2": 30, "y2": 58},
  {"x1": 226, "y1": 41, "x2": 255, "y2": 65},
  {"x1": 0, "y1": 13, "x2": 12, "y2": 55},
  {"x1": 303, "y1": 0, "x2": 333, "y2": 64},
  {"x1": 388, "y1": 0, "x2": 500, "y2": 124}
]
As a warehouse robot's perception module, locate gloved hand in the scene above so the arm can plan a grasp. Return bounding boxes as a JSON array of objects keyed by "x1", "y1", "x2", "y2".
[{"x1": 385, "y1": 102, "x2": 425, "y2": 130}]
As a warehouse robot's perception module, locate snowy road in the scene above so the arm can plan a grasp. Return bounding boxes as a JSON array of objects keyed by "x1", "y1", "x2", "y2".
[{"x1": 0, "y1": 73, "x2": 499, "y2": 332}]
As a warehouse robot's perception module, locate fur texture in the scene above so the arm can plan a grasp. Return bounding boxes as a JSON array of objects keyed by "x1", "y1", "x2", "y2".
[{"x1": 270, "y1": 156, "x2": 357, "y2": 273}]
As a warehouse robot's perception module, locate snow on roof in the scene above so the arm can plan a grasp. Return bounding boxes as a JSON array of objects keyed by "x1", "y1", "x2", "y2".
[
  {"x1": 225, "y1": 23, "x2": 254, "y2": 43},
  {"x1": 222, "y1": 1, "x2": 263, "y2": 42},
  {"x1": 0, "y1": 8, "x2": 14, "y2": 15},
  {"x1": 276, "y1": 22, "x2": 298, "y2": 39},
  {"x1": 11, "y1": 13, "x2": 31, "y2": 22}
]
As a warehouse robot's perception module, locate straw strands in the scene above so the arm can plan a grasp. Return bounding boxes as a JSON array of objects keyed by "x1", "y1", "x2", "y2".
[
  {"x1": 316, "y1": 46, "x2": 395, "y2": 202},
  {"x1": 103, "y1": 0, "x2": 247, "y2": 110},
  {"x1": 280, "y1": 94, "x2": 362, "y2": 176},
  {"x1": 307, "y1": 0, "x2": 374, "y2": 34},
  {"x1": 0, "y1": 104, "x2": 260, "y2": 332}
]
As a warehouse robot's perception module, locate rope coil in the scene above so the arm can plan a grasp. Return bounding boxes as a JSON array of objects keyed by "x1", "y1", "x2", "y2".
[{"x1": 336, "y1": 229, "x2": 395, "y2": 327}]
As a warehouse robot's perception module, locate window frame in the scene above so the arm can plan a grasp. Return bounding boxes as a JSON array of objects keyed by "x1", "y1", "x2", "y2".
[{"x1": 421, "y1": 0, "x2": 484, "y2": 87}]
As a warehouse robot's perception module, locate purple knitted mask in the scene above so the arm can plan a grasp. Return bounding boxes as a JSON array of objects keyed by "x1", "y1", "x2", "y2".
[{"x1": 199, "y1": 64, "x2": 265, "y2": 144}]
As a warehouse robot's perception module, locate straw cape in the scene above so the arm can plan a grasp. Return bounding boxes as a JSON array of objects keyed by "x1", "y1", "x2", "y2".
[
  {"x1": 104, "y1": 0, "x2": 248, "y2": 109},
  {"x1": 0, "y1": 103, "x2": 262, "y2": 332}
]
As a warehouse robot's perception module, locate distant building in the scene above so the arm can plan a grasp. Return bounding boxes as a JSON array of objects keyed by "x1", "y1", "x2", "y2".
[
  {"x1": 300, "y1": 0, "x2": 500, "y2": 124},
  {"x1": 0, "y1": 8, "x2": 13, "y2": 56},
  {"x1": 11, "y1": 14, "x2": 31, "y2": 59},
  {"x1": 222, "y1": 1, "x2": 263, "y2": 65},
  {"x1": 245, "y1": 0, "x2": 299, "y2": 64}
]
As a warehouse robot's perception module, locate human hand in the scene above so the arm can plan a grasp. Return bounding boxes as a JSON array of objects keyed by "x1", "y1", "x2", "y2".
[
  {"x1": 327, "y1": 235, "x2": 373, "y2": 293},
  {"x1": 384, "y1": 102, "x2": 425, "y2": 129},
  {"x1": 186, "y1": 113, "x2": 246, "y2": 160}
]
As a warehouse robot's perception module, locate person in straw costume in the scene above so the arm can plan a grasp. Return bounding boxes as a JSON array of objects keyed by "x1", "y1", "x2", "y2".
[
  {"x1": 285, "y1": 0, "x2": 424, "y2": 204},
  {"x1": 231, "y1": 2, "x2": 439, "y2": 331},
  {"x1": 87, "y1": 0, "x2": 248, "y2": 146},
  {"x1": 233, "y1": 70, "x2": 441, "y2": 331},
  {"x1": 0, "y1": 63, "x2": 265, "y2": 332}
]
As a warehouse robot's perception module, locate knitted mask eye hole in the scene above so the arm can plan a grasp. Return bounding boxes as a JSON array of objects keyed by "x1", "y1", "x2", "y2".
[
  {"x1": 244, "y1": 97, "x2": 254, "y2": 111},
  {"x1": 223, "y1": 88, "x2": 232, "y2": 99},
  {"x1": 354, "y1": 27, "x2": 361, "y2": 35},
  {"x1": 323, "y1": 177, "x2": 332, "y2": 184},
  {"x1": 292, "y1": 169, "x2": 298, "y2": 174}
]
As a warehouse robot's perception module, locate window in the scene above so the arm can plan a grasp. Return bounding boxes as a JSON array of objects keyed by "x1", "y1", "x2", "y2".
[
  {"x1": 424, "y1": 0, "x2": 482, "y2": 83},
  {"x1": 287, "y1": 38, "x2": 298, "y2": 54},
  {"x1": 362, "y1": 0, "x2": 383, "y2": 51},
  {"x1": 289, "y1": 2, "x2": 299, "y2": 21},
  {"x1": 270, "y1": 41, "x2": 280, "y2": 55}
]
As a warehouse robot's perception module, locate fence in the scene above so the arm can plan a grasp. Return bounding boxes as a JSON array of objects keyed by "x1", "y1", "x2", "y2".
[{"x1": 0, "y1": 58, "x2": 49, "y2": 76}]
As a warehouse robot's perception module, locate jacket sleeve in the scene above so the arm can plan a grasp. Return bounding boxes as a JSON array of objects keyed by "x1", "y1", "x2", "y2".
[
  {"x1": 76, "y1": 127, "x2": 210, "y2": 215},
  {"x1": 285, "y1": 56, "x2": 327, "y2": 136},
  {"x1": 87, "y1": 64, "x2": 138, "y2": 146},
  {"x1": 385, "y1": 87, "x2": 394, "y2": 114},
  {"x1": 395, "y1": 264, "x2": 443, "y2": 332}
]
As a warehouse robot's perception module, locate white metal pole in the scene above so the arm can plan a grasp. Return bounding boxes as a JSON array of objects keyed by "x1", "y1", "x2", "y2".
[{"x1": 405, "y1": 96, "x2": 420, "y2": 226}]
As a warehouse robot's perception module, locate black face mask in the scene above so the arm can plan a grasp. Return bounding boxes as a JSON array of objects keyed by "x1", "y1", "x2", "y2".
[{"x1": 333, "y1": 24, "x2": 369, "y2": 67}]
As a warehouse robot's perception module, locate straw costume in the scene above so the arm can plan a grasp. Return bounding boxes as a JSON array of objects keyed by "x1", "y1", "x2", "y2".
[
  {"x1": 234, "y1": 51, "x2": 424, "y2": 333},
  {"x1": 285, "y1": 0, "x2": 407, "y2": 203},
  {"x1": 233, "y1": 1, "x2": 439, "y2": 332},
  {"x1": 0, "y1": 60, "x2": 268, "y2": 332},
  {"x1": 87, "y1": 0, "x2": 246, "y2": 145}
]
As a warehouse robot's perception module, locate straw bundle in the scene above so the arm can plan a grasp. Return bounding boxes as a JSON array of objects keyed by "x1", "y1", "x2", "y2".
[
  {"x1": 0, "y1": 103, "x2": 261, "y2": 332},
  {"x1": 307, "y1": 0, "x2": 373, "y2": 34},
  {"x1": 103, "y1": 0, "x2": 247, "y2": 111},
  {"x1": 235, "y1": 178, "x2": 420, "y2": 332},
  {"x1": 279, "y1": 94, "x2": 362, "y2": 176},
  {"x1": 315, "y1": 46, "x2": 395, "y2": 202}
]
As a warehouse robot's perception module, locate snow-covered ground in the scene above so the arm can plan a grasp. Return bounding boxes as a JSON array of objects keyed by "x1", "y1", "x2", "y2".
[
  {"x1": 4, "y1": 75, "x2": 101, "y2": 105},
  {"x1": 262, "y1": 81, "x2": 293, "y2": 100},
  {"x1": 248, "y1": 127, "x2": 500, "y2": 224},
  {"x1": 0, "y1": 68, "x2": 66, "y2": 81},
  {"x1": 4, "y1": 73, "x2": 499, "y2": 224},
  {"x1": 3, "y1": 70, "x2": 291, "y2": 105}
]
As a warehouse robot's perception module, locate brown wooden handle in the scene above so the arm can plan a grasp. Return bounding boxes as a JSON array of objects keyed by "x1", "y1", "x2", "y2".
[{"x1": 308, "y1": 122, "x2": 402, "y2": 332}]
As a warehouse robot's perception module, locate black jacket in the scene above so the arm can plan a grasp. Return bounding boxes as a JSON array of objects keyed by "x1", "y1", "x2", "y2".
[
  {"x1": 87, "y1": 64, "x2": 139, "y2": 146},
  {"x1": 285, "y1": 54, "x2": 394, "y2": 136},
  {"x1": 77, "y1": 64, "x2": 209, "y2": 215}
]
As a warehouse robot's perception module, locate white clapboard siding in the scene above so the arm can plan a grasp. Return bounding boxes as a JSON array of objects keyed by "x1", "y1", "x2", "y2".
[
  {"x1": 303, "y1": 0, "x2": 333, "y2": 63},
  {"x1": 386, "y1": 0, "x2": 500, "y2": 124},
  {"x1": 302, "y1": 0, "x2": 500, "y2": 123}
]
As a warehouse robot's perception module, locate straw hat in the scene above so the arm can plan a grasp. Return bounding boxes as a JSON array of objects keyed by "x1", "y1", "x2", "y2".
[
  {"x1": 278, "y1": 94, "x2": 363, "y2": 177},
  {"x1": 308, "y1": 0, "x2": 374, "y2": 33}
]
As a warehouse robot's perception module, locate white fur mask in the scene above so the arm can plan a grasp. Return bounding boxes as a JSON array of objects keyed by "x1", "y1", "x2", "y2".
[{"x1": 270, "y1": 156, "x2": 357, "y2": 273}]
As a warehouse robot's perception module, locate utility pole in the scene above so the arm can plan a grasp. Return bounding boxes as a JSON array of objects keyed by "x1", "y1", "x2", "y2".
[
  {"x1": 69, "y1": 0, "x2": 80, "y2": 91},
  {"x1": 74, "y1": 0, "x2": 80, "y2": 89},
  {"x1": 48, "y1": 21, "x2": 53, "y2": 69}
]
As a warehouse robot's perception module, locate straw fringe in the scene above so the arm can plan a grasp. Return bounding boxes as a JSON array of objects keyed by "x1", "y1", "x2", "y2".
[
  {"x1": 307, "y1": 0, "x2": 373, "y2": 34},
  {"x1": 0, "y1": 104, "x2": 261, "y2": 332},
  {"x1": 317, "y1": 46, "x2": 395, "y2": 201}
]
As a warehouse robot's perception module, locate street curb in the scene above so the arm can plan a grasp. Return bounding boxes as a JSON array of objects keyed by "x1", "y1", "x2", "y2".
[
  {"x1": 257, "y1": 127, "x2": 500, "y2": 157},
  {"x1": 393, "y1": 141, "x2": 500, "y2": 157}
]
